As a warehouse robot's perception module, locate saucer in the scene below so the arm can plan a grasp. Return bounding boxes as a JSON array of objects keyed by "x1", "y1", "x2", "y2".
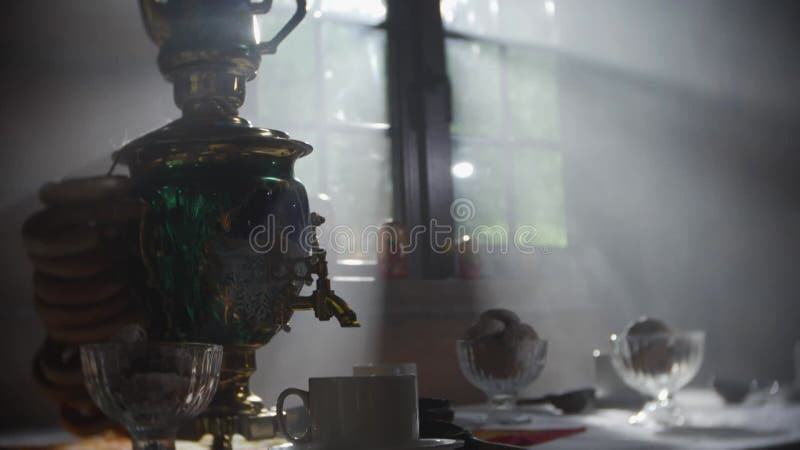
[{"x1": 283, "y1": 438, "x2": 461, "y2": 450}]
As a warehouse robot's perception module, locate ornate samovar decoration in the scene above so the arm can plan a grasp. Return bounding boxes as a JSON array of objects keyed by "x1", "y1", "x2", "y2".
[{"x1": 116, "y1": 1, "x2": 359, "y2": 448}]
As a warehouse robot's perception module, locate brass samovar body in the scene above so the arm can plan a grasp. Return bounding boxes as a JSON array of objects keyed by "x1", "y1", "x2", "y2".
[{"x1": 117, "y1": 1, "x2": 359, "y2": 448}]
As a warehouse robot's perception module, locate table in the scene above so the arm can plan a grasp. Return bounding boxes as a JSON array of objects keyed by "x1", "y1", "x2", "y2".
[
  {"x1": 4, "y1": 390, "x2": 799, "y2": 449},
  {"x1": 455, "y1": 389, "x2": 800, "y2": 449}
]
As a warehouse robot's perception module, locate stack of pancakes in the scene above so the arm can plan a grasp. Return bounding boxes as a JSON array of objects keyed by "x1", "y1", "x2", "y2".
[{"x1": 22, "y1": 176, "x2": 144, "y2": 435}]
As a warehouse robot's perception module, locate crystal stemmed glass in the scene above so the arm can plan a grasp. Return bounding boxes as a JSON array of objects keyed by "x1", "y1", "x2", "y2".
[
  {"x1": 457, "y1": 339, "x2": 548, "y2": 424},
  {"x1": 611, "y1": 331, "x2": 705, "y2": 427},
  {"x1": 80, "y1": 342, "x2": 223, "y2": 450}
]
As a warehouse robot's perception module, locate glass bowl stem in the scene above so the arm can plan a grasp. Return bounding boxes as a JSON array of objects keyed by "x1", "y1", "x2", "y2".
[
  {"x1": 130, "y1": 428, "x2": 177, "y2": 450},
  {"x1": 487, "y1": 393, "x2": 528, "y2": 424}
]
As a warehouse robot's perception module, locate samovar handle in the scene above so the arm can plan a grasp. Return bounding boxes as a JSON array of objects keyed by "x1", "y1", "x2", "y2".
[
  {"x1": 138, "y1": 0, "x2": 170, "y2": 46},
  {"x1": 140, "y1": 0, "x2": 307, "y2": 55},
  {"x1": 253, "y1": 0, "x2": 307, "y2": 54}
]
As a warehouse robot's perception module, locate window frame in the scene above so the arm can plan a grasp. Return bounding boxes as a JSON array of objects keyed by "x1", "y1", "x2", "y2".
[
  {"x1": 387, "y1": 0, "x2": 565, "y2": 279},
  {"x1": 387, "y1": 0, "x2": 456, "y2": 279}
]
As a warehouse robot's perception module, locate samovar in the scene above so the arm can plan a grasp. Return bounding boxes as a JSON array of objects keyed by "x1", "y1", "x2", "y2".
[{"x1": 116, "y1": 1, "x2": 359, "y2": 448}]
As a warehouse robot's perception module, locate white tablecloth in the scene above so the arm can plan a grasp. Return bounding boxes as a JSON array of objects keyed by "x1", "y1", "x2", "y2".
[
  {"x1": 455, "y1": 389, "x2": 800, "y2": 449},
  {"x1": 3, "y1": 390, "x2": 798, "y2": 450}
]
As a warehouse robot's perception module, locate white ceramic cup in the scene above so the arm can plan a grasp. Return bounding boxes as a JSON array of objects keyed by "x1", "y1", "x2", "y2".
[{"x1": 276, "y1": 375, "x2": 419, "y2": 449}]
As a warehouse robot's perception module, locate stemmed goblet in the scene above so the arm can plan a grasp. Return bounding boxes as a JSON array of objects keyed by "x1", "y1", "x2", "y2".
[
  {"x1": 611, "y1": 330, "x2": 705, "y2": 427},
  {"x1": 80, "y1": 342, "x2": 223, "y2": 450},
  {"x1": 457, "y1": 338, "x2": 548, "y2": 424}
]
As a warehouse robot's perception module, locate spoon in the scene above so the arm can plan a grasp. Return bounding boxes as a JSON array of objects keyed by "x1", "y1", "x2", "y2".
[{"x1": 517, "y1": 388, "x2": 596, "y2": 414}]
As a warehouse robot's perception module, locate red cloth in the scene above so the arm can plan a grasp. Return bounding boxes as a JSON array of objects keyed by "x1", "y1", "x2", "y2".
[{"x1": 474, "y1": 427, "x2": 587, "y2": 447}]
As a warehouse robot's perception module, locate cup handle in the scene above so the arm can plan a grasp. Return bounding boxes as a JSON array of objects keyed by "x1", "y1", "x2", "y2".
[{"x1": 276, "y1": 387, "x2": 311, "y2": 443}]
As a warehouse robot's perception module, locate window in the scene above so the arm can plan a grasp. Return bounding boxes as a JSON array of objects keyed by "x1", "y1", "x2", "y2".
[
  {"x1": 443, "y1": 0, "x2": 568, "y2": 252},
  {"x1": 246, "y1": 0, "x2": 567, "y2": 278},
  {"x1": 247, "y1": 0, "x2": 392, "y2": 269}
]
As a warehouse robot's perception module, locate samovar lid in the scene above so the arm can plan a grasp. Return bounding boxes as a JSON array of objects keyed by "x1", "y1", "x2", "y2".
[{"x1": 115, "y1": 115, "x2": 312, "y2": 172}]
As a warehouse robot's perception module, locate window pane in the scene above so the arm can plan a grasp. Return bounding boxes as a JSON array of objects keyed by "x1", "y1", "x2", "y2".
[
  {"x1": 452, "y1": 141, "x2": 567, "y2": 249},
  {"x1": 513, "y1": 149, "x2": 567, "y2": 247},
  {"x1": 322, "y1": 23, "x2": 388, "y2": 125},
  {"x1": 440, "y1": 0, "x2": 559, "y2": 46},
  {"x1": 318, "y1": 0, "x2": 387, "y2": 25},
  {"x1": 315, "y1": 131, "x2": 393, "y2": 259},
  {"x1": 452, "y1": 140, "x2": 510, "y2": 234},
  {"x1": 445, "y1": 1, "x2": 566, "y2": 251},
  {"x1": 446, "y1": 38, "x2": 503, "y2": 137},
  {"x1": 440, "y1": 0, "x2": 501, "y2": 38},
  {"x1": 252, "y1": 13, "x2": 318, "y2": 131},
  {"x1": 506, "y1": 47, "x2": 559, "y2": 142},
  {"x1": 271, "y1": 0, "x2": 387, "y2": 25}
]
